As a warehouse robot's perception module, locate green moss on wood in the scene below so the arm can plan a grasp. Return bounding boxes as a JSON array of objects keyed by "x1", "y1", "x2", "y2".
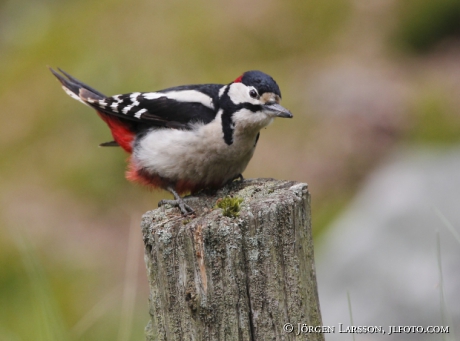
[{"x1": 215, "y1": 196, "x2": 244, "y2": 218}]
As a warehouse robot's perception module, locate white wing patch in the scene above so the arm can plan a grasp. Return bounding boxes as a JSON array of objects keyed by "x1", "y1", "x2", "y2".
[
  {"x1": 130, "y1": 92, "x2": 141, "y2": 106},
  {"x1": 130, "y1": 92, "x2": 141, "y2": 100},
  {"x1": 98, "y1": 100, "x2": 107, "y2": 109},
  {"x1": 134, "y1": 108, "x2": 147, "y2": 118},
  {"x1": 122, "y1": 104, "x2": 135, "y2": 114},
  {"x1": 143, "y1": 90, "x2": 214, "y2": 109},
  {"x1": 110, "y1": 102, "x2": 119, "y2": 113}
]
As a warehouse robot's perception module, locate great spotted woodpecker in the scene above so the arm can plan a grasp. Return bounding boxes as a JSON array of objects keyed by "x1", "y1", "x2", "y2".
[{"x1": 50, "y1": 68, "x2": 293, "y2": 215}]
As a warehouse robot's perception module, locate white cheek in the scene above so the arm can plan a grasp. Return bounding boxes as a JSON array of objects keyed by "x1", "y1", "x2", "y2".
[
  {"x1": 227, "y1": 83, "x2": 260, "y2": 105},
  {"x1": 232, "y1": 109, "x2": 273, "y2": 133}
]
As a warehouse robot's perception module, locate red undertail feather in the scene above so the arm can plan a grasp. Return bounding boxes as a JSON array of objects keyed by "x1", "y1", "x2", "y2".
[
  {"x1": 125, "y1": 159, "x2": 222, "y2": 195},
  {"x1": 96, "y1": 111, "x2": 134, "y2": 153},
  {"x1": 126, "y1": 161, "x2": 166, "y2": 189}
]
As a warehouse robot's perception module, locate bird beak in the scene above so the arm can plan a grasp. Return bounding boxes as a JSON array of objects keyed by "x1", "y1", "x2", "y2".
[{"x1": 263, "y1": 103, "x2": 293, "y2": 118}]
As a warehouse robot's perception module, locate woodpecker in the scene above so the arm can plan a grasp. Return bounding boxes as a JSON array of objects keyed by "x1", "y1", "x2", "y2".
[{"x1": 50, "y1": 68, "x2": 293, "y2": 215}]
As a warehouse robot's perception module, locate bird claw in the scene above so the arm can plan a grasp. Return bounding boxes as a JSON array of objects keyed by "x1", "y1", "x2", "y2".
[
  {"x1": 225, "y1": 173, "x2": 244, "y2": 186},
  {"x1": 158, "y1": 199, "x2": 195, "y2": 216},
  {"x1": 159, "y1": 186, "x2": 197, "y2": 216},
  {"x1": 233, "y1": 174, "x2": 244, "y2": 182}
]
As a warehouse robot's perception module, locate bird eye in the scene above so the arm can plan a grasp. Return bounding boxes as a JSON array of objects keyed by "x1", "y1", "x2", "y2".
[{"x1": 249, "y1": 89, "x2": 258, "y2": 99}]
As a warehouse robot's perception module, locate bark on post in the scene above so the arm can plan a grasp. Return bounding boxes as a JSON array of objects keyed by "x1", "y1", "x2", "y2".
[{"x1": 141, "y1": 178, "x2": 323, "y2": 341}]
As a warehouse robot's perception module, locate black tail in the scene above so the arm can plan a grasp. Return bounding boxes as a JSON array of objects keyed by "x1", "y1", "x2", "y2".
[{"x1": 49, "y1": 67, "x2": 106, "y2": 100}]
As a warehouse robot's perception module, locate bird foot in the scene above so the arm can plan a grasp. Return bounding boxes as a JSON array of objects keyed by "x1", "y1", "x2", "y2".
[
  {"x1": 159, "y1": 187, "x2": 197, "y2": 216},
  {"x1": 233, "y1": 173, "x2": 244, "y2": 182},
  {"x1": 158, "y1": 198, "x2": 195, "y2": 216},
  {"x1": 225, "y1": 173, "x2": 244, "y2": 186}
]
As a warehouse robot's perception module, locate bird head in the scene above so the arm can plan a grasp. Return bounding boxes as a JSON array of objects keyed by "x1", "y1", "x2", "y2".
[{"x1": 227, "y1": 70, "x2": 293, "y2": 119}]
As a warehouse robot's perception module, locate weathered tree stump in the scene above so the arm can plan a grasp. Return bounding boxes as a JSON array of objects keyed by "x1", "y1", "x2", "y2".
[{"x1": 141, "y1": 178, "x2": 323, "y2": 341}]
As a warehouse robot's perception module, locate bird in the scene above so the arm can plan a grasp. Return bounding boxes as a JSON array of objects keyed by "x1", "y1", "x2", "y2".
[{"x1": 50, "y1": 68, "x2": 293, "y2": 215}]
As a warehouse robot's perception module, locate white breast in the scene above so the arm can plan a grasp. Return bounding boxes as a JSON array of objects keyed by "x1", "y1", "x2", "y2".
[{"x1": 133, "y1": 110, "x2": 260, "y2": 186}]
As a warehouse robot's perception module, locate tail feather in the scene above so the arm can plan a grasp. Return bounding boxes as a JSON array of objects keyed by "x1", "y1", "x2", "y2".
[
  {"x1": 79, "y1": 88, "x2": 104, "y2": 103},
  {"x1": 49, "y1": 67, "x2": 106, "y2": 103},
  {"x1": 50, "y1": 67, "x2": 135, "y2": 153},
  {"x1": 57, "y1": 68, "x2": 106, "y2": 97},
  {"x1": 99, "y1": 140, "x2": 120, "y2": 147}
]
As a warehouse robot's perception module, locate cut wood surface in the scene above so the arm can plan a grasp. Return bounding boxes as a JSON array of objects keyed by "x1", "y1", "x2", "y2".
[{"x1": 141, "y1": 178, "x2": 324, "y2": 341}]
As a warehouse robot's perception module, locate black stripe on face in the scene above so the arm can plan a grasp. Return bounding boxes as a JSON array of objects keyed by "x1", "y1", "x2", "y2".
[
  {"x1": 220, "y1": 87, "x2": 263, "y2": 145},
  {"x1": 242, "y1": 103, "x2": 263, "y2": 112}
]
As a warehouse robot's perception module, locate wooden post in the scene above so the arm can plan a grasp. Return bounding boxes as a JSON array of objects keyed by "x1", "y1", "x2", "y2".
[{"x1": 141, "y1": 179, "x2": 323, "y2": 341}]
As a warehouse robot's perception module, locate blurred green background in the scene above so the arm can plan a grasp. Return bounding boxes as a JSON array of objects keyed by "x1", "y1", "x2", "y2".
[{"x1": 1, "y1": 0, "x2": 460, "y2": 340}]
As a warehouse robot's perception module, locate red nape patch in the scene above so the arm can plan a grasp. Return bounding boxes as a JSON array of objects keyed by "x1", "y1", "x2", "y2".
[
  {"x1": 97, "y1": 112, "x2": 134, "y2": 153},
  {"x1": 234, "y1": 74, "x2": 243, "y2": 83}
]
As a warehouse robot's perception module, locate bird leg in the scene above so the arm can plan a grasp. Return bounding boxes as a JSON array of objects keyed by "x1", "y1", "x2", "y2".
[
  {"x1": 225, "y1": 173, "x2": 244, "y2": 186},
  {"x1": 158, "y1": 186, "x2": 195, "y2": 216},
  {"x1": 233, "y1": 173, "x2": 244, "y2": 182}
]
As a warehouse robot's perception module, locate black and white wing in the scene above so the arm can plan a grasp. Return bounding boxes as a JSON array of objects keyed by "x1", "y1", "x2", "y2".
[
  {"x1": 51, "y1": 68, "x2": 223, "y2": 130},
  {"x1": 82, "y1": 84, "x2": 223, "y2": 129}
]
